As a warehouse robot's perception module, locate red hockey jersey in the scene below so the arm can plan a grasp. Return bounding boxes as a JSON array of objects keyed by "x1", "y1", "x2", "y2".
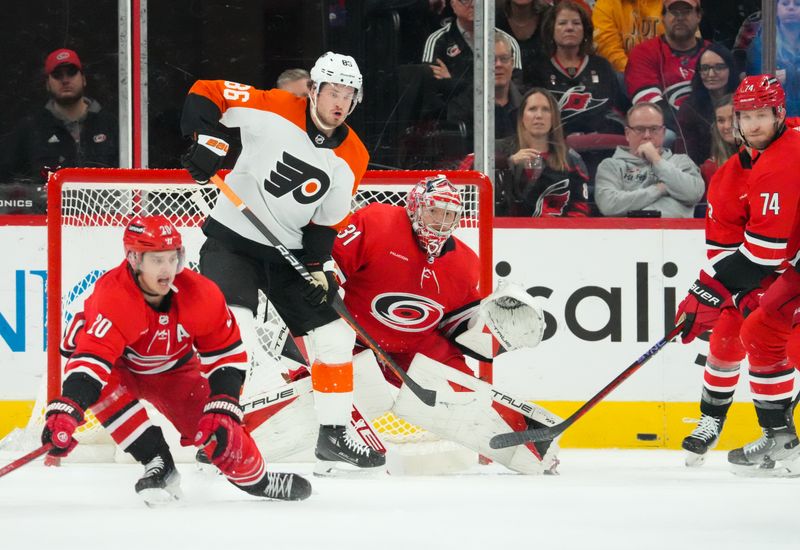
[
  {"x1": 332, "y1": 203, "x2": 482, "y2": 354},
  {"x1": 62, "y1": 262, "x2": 247, "y2": 390},
  {"x1": 705, "y1": 148, "x2": 752, "y2": 261}
]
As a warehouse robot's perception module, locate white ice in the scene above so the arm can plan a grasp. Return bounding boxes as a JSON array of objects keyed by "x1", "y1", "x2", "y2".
[{"x1": 0, "y1": 449, "x2": 797, "y2": 550}]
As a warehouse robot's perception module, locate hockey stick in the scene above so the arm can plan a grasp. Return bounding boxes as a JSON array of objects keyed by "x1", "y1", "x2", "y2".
[
  {"x1": 489, "y1": 324, "x2": 684, "y2": 449},
  {"x1": 209, "y1": 174, "x2": 437, "y2": 407},
  {"x1": 0, "y1": 443, "x2": 53, "y2": 479}
]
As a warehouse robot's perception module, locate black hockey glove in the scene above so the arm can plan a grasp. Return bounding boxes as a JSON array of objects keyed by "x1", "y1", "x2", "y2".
[
  {"x1": 181, "y1": 133, "x2": 229, "y2": 184},
  {"x1": 302, "y1": 258, "x2": 339, "y2": 306}
]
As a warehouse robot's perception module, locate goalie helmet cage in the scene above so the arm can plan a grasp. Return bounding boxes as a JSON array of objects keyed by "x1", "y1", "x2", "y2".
[{"x1": 41, "y1": 168, "x2": 493, "y2": 456}]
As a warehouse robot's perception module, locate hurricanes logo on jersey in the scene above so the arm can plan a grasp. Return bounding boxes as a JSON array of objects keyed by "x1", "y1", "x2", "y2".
[
  {"x1": 264, "y1": 152, "x2": 331, "y2": 204},
  {"x1": 371, "y1": 292, "x2": 445, "y2": 332},
  {"x1": 555, "y1": 86, "x2": 608, "y2": 121}
]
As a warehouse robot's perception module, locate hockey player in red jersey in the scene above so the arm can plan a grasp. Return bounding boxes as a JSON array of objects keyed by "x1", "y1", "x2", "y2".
[
  {"x1": 331, "y1": 176, "x2": 561, "y2": 475},
  {"x1": 676, "y1": 75, "x2": 800, "y2": 476},
  {"x1": 179, "y1": 52, "x2": 385, "y2": 474},
  {"x1": 41, "y1": 216, "x2": 311, "y2": 503}
]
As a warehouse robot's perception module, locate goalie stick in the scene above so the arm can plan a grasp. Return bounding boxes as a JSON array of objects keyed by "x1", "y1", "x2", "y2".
[
  {"x1": 209, "y1": 174, "x2": 437, "y2": 407},
  {"x1": 0, "y1": 443, "x2": 52, "y2": 479},
  {"x1": 489, "y1": 324, "x2": 684, "y2": 449}
]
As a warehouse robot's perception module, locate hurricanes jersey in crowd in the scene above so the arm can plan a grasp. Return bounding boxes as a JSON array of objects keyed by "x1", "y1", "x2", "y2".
[
  {"x1": 332, "y1": 203, "x2": 481, "y2": 356},
  {"x1": 625, "y1": 36, "x2": 709, "y2": 108},
  {"x1": 182, "y1": 80, "x2": 369, "y2": 250},
  {"x1": 61, "y1": 262, "x2": 247, "y2": 391},
  {"x1": 529, "y1": 54, "x2": 628, "y2": 135}
]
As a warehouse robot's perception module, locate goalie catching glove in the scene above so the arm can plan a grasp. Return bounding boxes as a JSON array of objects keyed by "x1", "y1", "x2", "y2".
[
  {"x1": 181, "y1": 133, "x2": 229, "y2": 184},
  {"x1": 480, "y1": 282, "x2": 545, "y2": 351}
]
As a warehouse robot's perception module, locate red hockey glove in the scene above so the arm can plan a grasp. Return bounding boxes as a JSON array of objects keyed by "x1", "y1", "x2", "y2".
[
  {"x1": 732, "y1": 288, "x2": 765, "y2": 319},
  {"x1": 760, "y1": 268, "x2": 800, "y2": 327},
  {"x1": 194, "y1": 396, "x2": 245, "y2": 467},
  {"x1": 41, "y1": 398, "x2": 85, "y2": 457},
  {"x1": 676, "y1": 273, "x2": 731, "y2": 344},
  {"x1": 302, "y1": 258, "x2": 339, "y2": 306}
]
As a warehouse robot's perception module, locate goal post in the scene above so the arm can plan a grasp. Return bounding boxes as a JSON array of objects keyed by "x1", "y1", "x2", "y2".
[{"x1": 40, "y1": 167, "x2": 493, "y2": 459}]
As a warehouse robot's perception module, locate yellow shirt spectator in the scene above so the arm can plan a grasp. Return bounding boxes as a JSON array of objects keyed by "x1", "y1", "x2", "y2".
[{"x1": 593, "y1": 0, "x2": 664, "y2": 72}]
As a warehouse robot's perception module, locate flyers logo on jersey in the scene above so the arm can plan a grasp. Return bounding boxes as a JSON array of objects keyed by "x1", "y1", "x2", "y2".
[
  {"x1": 264, "y1": 152, "x2": 331, "y2": 204},
  {"x1": 371, "y1": 292, "x2": 445, "y2": 333}
]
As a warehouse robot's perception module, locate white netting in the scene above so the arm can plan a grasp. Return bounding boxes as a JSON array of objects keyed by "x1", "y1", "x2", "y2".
[{"x1": 16, "y1": 170, "x2": 488, "y2": 462}]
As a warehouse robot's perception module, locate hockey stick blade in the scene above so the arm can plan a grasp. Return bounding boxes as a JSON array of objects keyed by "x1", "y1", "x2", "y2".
[
  {"x1": 0, "y1": 443, "x2": 53, "y2": 479},
  {"x1": 209, "y1": 175, "x2": 437, "y2": 407},
  {"x1": 489, "y1": 324, "x2": 684, "y2": 449}
]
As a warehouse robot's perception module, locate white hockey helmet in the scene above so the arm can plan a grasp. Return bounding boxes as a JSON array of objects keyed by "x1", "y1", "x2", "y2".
[{"x1": 310, "y1": 51, "x2": 363, "y2": 111}]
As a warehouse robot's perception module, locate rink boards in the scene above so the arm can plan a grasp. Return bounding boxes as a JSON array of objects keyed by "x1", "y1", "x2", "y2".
[{"x1": 0, "y1": 216, "x2": 783, "y2": 449}]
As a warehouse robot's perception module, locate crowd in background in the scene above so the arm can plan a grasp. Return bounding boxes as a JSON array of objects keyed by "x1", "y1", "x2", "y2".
[{"x1": 0, "y1": 0, "x2": 796, "y2": 219}]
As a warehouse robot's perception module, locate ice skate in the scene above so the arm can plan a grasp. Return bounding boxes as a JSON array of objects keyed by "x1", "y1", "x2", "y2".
[
  {"x1": 314, "y1": 425, "x2": 386, "y2": 476},
  {"x1": 728, "y1": 425, "x2": 800, "y2": 478},
  {"x1": 682, "y1": 414, "x2": 724, "y2": 467},
  {"x1": 135, "y1": 451, "x2": 182, "y2": 506},
  {"x1": 241, "y1": 471, "x2": 312, "y2": 501}
]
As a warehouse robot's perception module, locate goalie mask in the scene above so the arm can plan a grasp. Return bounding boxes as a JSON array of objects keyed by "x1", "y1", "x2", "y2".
[
  {"x1": 406, "y1": 175, "x2": 462, "y2": 259},
  {"x1": 123, "y1": 215, "x2": 185, "y2": 273}
]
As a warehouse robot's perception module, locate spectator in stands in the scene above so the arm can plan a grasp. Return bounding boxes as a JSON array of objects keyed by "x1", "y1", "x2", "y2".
[
  {"x1": 699, "y1": 94, "x2": 737, "y2": 187},
  {"x1": 495, "y1": 88, "x2": 591, "y2": 217},
  {"x1": 496, "y1": 0, "x2": 552, "y2": 87},
  {"x1": 1, "y1": 48, "x2": 118, "y2": 185},
  {"x1": 495, "y1": 32, "x2": 523, "y2": 139},
  {"x1": 276, "y1": 68, "x2": 310, "y2": 97},
  {"x1": 594, "y1": 102, "x2": 704, "y2": 218},
  {"x1": 529, "y1": 0, "x2": 629, "y2": 135},
  {"x1": 676, "y1": 43, "x2": 739, "y2": 165},
  {"x1": 625, "y1": 0, "x2": 709, "y2": 132},
  {"x1": 746, "y1": 0, "x2": 800, "y2": 116},
  {"x1": 698, "y1": 0, "x2": 760, "y2": 53},
  {"x1": 592, "y1": 0, "x2": 664, "y2": 73},
  {"x1": 423, "y1": 0, "x2": 522, "y2": 125}
]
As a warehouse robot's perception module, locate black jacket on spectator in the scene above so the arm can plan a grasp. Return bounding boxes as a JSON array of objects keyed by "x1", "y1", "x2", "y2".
[
  {"x1": 3, "y1": 98, "x2": 118, "y2": 184},
  {"x1": 422, "y1": 21, "x2": 521, "y2": 125},
  {"x1": 495, "y1": 136, "x2": 591, "y2": 217},
  {"x1": 496, "y1": 8, "x2": 546, "y2": 89},
  {"x1": 529, "y1": 54, "x2": 629, "y2": 136}
]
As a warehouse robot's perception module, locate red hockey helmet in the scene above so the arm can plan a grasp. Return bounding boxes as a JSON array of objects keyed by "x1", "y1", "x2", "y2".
[
  {"x1": 406, "y1": 175, "x2": 462, "y2": 258},
  {"x1": 123, "y1": 215, "x2": 185, "y2": 272},
  {"x1": 733, "y1": 74, "x2": 786, "y2": 114}
]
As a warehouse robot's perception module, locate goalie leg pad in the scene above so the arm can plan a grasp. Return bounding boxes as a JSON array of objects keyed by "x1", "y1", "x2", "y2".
[{"x1": 393, "y1": 354, "x2": 561, "y2": 474}]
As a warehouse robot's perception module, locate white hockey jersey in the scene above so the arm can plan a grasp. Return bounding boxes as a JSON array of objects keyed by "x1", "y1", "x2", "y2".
[{"x1": 185, "y1": 80, "x2": 369, "y2": 249}]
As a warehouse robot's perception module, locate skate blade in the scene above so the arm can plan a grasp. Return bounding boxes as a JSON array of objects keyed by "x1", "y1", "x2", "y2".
[
  {"x1": 730, "y1": 461, "x2": 800, "y2": 479},
  {"x1": 313, "y1": 460, "x2": 386, "y2": 478},
  {"x1": 684, "y1": 451, "x2": 707, "y2": 468},
  {"x1": 139, "y1": 486, "x2": 183, "y2": 507}
]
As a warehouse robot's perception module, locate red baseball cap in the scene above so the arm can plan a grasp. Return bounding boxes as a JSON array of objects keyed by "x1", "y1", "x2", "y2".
[
  {"x1": 664, "y1": 0, "x2": 699, "y2": 8},
  {"x1": 44, "y1": 49, "x2": 82, "y2": 75}
]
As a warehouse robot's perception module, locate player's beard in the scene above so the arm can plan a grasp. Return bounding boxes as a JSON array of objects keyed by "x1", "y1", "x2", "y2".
[{"x1": 53, "y1": 92, "x2": 83, "y2": 108}]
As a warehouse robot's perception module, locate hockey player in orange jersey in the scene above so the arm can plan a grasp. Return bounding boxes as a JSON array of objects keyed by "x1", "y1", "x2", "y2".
[
  {"x1": 179, "y1": 52, "x2": 385, "y2": 475},
  {"x1": 676, "y1": 75, "x2": 800, "y2": 476},
  {"x1": 41, "y1": 216, "x2": 311, "y2": 504}
]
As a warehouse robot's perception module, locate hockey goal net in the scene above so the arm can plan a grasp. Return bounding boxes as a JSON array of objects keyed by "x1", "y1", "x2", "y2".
[{"x1": 24, "y1": 168, "x2": 492, "y2": 461}]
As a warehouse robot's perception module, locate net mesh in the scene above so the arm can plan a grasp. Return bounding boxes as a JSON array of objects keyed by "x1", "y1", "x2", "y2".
[{"x1": 25, "y1": 171, "x2": 485, "y2": 458}]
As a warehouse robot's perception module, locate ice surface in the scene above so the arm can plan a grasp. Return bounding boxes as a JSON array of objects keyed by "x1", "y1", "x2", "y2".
[{"x1": 0, "y1": 449, "x2": 796, "y2": 550}]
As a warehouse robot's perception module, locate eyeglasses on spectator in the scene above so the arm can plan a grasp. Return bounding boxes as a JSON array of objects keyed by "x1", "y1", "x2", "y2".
[{"x1": 626, "y1": 125, "x2": 665, "y2": 135}]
